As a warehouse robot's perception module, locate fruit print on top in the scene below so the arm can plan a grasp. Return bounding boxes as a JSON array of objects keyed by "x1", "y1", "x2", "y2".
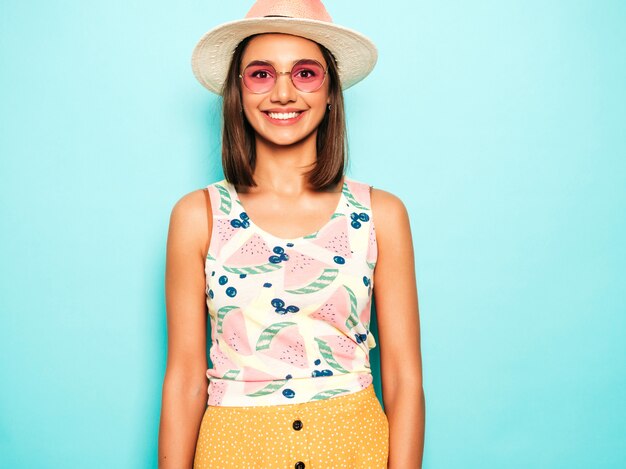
[{"x1": 204, "y1": 177, "x2": 378, "y2": 406}]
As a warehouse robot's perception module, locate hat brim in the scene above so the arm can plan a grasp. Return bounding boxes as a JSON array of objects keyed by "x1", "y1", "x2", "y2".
[{"x1": 191, "y1": 17, "x2": 378, "y2": 95}]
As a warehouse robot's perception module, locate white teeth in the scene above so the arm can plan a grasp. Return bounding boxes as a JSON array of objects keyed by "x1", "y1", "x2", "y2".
[{"x1": 267, "y1": 111, "x2": 301, "y2": 120}]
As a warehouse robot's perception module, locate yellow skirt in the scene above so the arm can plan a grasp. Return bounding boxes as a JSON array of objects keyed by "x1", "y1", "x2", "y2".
[{"x1": 193, "y1": 383, "x2": 389, "y2": 469}]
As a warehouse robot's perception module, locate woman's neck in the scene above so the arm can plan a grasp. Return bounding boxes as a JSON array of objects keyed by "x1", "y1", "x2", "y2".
[{"x1": 249, "y1": 131, "x2": 318, "y2": 194}]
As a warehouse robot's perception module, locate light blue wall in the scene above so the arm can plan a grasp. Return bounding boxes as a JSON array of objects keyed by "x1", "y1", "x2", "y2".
[{"x1": 1, "y1": 1, "x2": 624, "y2": 468}]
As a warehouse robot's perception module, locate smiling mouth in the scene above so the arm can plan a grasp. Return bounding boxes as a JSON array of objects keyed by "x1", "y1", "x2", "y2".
[{"x1": 264, "y1": 111, "x2": 304, "y2": 120}]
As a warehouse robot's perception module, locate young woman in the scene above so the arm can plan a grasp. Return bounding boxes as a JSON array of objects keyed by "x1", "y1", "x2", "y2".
[{"x1": 158, "y1": 1, "x2": 424, "y2": 468}]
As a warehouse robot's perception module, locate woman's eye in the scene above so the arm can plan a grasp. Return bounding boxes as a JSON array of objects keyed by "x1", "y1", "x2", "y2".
[
  {"x1": 296, "y1": 69, "x2": 316, "y2": 79},
  {"x1": 252, "y1": 70, "x2": 271, "y2": 79}
]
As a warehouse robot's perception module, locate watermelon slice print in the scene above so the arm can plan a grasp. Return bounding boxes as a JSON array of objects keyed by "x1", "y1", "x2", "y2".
[
  {"x1": 357, "y1": 373, "x2": 373, "y2": 389},
  {"x1": 311, "y1": 215, "x2": 352, "y2": 259},
  {"x1": 207, "y1": 380, "x2": 228, "y2": 406},
  {"x1": 209, "y1": 218, "x2": 239, "y2": 256},
  {"x1": 282, "y1": 250, "x2": 339, "y2": 294},
  {"x1": 222, "y1": 233, "x2": 283, "y2": 275},
  {"x1": 207, "y1": 343, "x2": 239, "y2": 377},
  {"x1": 217, "y1": 306, "x2": 253, "y2": 356},
  {"x1": 316, "y1": 335, "x2": 358, "y2": 370},
  {"x1": 256, "y1": 321, "x2": 309, "y2": 368},
  {"x1": 283, "y1": 251, "x2": 327, "y2": 288},
  {"x1": 313, "y1": 337, "x2": 350, "y2": 373},
  {"x1": 242, "y1": 366, "x2": 288, "y2": 397},
  {"x1": 310, "y1": 285, "x2": 360, "y2": 331}
]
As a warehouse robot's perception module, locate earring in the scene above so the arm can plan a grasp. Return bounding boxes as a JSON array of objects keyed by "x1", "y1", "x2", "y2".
[{"x1": 327, "y1": 103, "x2": 332, "y2": 111}]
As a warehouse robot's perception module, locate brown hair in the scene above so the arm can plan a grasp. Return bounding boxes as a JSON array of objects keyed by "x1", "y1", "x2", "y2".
[{"x1": 219, "y1": 34, "x2": 348, "y2": 191}]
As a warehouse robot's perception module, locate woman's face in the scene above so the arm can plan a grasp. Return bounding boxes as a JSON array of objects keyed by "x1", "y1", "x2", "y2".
[{"x1": 239, "y1": 33, "x2": 331, "y2": 147}]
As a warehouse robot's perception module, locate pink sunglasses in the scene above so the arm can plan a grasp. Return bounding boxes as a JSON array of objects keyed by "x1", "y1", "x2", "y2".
[{"x1": 239, "y1": 59, "x2": 328, "y2": 93}]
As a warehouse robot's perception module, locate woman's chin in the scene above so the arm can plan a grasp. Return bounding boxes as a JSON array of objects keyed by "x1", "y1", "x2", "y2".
[{"x1": 256, "y1": 127, "x2": 318, "y2": 148}]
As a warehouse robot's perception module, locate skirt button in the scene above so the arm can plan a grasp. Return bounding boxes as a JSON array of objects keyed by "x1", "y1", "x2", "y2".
[
  {"x1": 295, "y1": 462, "x2": 305, "y2": 469},
  {"x1": 292, "y1": 419, "x2": 303, "y2": 431}
]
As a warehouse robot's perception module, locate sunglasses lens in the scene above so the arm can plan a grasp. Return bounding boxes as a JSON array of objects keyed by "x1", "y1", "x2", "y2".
[
  {"x1": 242, "y1": 63, "x2": 276, "y2": 93},
  {"x1": 291, "y1": 60, "x2": 326, "y2": 92},
  {"x1": 241, "y1": 60, "x2": 326, "y2": 93}
]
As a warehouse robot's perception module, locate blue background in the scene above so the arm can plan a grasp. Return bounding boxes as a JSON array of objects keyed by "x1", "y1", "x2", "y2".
[{"x1": 1, "y1": 1, "x2": 625, "y2": 467}]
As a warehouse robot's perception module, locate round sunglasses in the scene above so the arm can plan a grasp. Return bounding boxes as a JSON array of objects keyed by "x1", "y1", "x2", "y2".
[{"x1": 239, "y1": 59, "x2": 328, "y2": 94}]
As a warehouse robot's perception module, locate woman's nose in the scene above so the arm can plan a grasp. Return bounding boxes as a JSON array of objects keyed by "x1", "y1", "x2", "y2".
[{"x1": 271, "y1": 72, "x2": 297, "y2": 103}]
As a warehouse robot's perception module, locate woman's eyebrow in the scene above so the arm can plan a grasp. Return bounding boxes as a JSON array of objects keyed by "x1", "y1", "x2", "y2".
[{"x1": 245, "y1": 58, "x2": 320, "y2": 66}]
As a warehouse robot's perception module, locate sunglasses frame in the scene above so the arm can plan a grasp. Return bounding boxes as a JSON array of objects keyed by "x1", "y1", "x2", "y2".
[{"x1": 238, "y1": 58, "x2": 329, "y2": 94}]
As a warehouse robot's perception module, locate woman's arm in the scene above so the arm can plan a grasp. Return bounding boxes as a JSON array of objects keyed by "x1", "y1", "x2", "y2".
[
  {"x1": 371, "y1": 188, "x2": 425, "y2": 469},
  {"x1": 158, "y1": 189, "x2": 212, "y2": 469}
]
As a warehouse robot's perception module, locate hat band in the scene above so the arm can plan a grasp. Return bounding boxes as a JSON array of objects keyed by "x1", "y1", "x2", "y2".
[{"x1": 263, "y1": 14, "x2": 293, "y2": 18}]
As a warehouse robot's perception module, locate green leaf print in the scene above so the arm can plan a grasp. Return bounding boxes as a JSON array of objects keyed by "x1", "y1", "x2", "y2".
[
  {"x1": 285, "y1": 268, "x2": 339, "y2": 294},
  {"x1": 215, "y1": 184, "x2": 232, "y2": 215},
  {"x1": 342, "y1": 183, "x2": 369, "y2": 211},
  {"x1": 222, "y1": 370, "x2": 241, "y2": 380},
  {"x1": 311, "y1": 388, "x2": 351, "y2": 401},
  {"x1": 223, "y1": 263, "x2": 283, "y2": 275},
  {"x1": 216, "y1": 305, "x2": 238, "y2": 334},
  {"x1": 344, "y1": 285, "x2": 360, "y2": 330},
  {"x1": 245, "y1": 379, "x2": 289, "y2": 397},
  {"x1": 255, "y1": 321, "x2": 297, "y2": 351},
  {"x1": 314, "y1": 337, "x2": 350, "y2": 373}
]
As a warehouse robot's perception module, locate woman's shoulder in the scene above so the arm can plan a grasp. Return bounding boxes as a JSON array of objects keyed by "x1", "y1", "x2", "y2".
[
  {"x1": 167, "y1": 181, "x2": 224, "y2": 256},
  {"x1": 168, "y1": 180, "x2": 223, "y2": 230},
  {"x1": 368, "y1": 184, "x2": 410, "y2": 236},
  {"x1": 343, "y1": 176, "x2": 407, "y2": 215}
]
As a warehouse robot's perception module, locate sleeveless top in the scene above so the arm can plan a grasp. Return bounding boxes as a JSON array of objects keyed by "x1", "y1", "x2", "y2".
[{"x1": 203, "y1": 177, "x2": 378, "y2": 406}]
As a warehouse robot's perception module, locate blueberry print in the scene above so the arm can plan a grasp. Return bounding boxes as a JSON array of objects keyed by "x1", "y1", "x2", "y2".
[
  {"x1": 349, "y1": 212, "x2": 361, "y2": 228},
  {"x1": 355, "y1": 332, "x2": 368, "y2": 344},
  {"x1": 271, "y1": 298, "x2": 285, "y2": 309},
  {"x1": 230, "y1": 212, "x2": 251, "y2": 229},
  {"x1": 271, "y1": 298, "x2": 299, "y2": 314},
  {"x1": 349, "y1": 212, "x2": 370, "y2": 229},
  {"x1": 271, "y1": 299, "x2": 285, "y2": 313},
  {"x1": 202, "y1": 178, "x2": 378, "y2": 407},
  {"x1": 269, "y1": 245, "x2": 289, "y2": 264}
]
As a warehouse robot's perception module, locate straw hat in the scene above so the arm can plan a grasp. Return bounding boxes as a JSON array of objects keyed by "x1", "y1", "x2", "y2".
[{"x1": 191, "y1": 0, "x2": 378, "y2": 95}]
